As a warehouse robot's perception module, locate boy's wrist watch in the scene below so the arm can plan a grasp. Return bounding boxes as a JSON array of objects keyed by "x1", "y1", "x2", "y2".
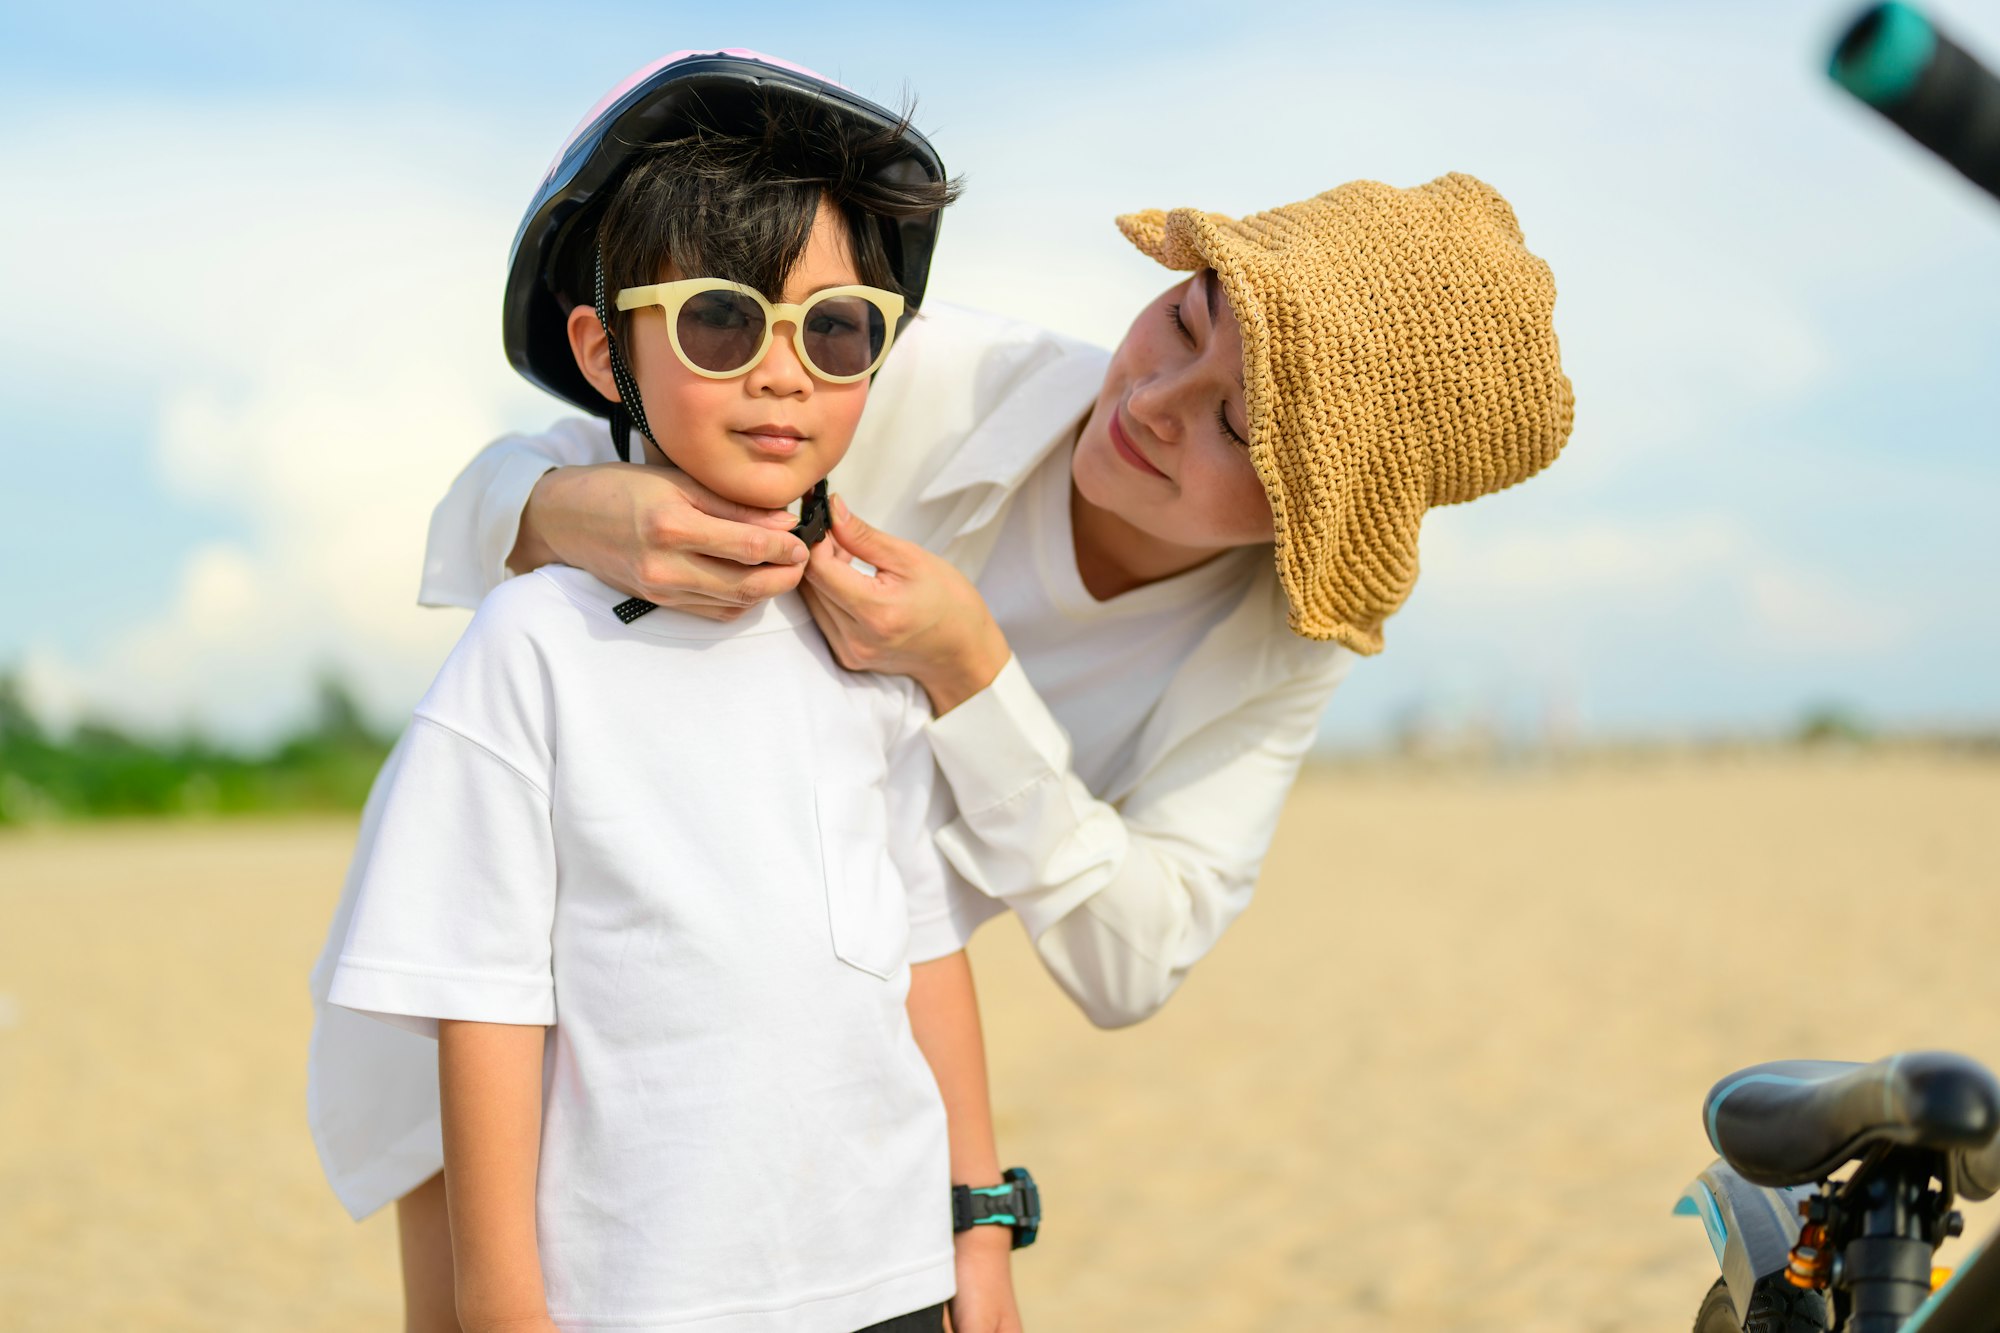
[{"x1": 951, "y1": 1166, "x2": 1040, "y2": 1249}]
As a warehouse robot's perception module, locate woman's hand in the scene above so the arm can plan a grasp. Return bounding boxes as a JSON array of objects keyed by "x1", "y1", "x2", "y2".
[
  {"x1": 511, "y1": 462, "x2": 810, "y2": 621},
  {"x1": 800, "y1": 497, "x2": 1011, "y2": 715},
  {"x1": 948, "y1": 1226, "x2": 1023, "y2": 1333}
]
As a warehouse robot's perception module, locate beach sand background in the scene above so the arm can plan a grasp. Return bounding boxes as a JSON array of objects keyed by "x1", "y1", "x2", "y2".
[{"x1": 3, "y1": 750, "x2": 1998, "y2": 1331}]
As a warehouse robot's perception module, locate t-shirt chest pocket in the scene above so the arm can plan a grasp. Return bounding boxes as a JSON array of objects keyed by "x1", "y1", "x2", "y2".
[{"x1": 812, "y1": 777, "x2": 910, "y2": 981}]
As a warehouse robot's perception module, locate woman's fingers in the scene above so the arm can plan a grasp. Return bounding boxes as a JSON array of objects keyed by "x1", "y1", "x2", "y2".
[
  {"x1": 801, "y1": 526, "x2": 883, "y2": 614},
  {"x1": 652, "y1": 505, "x2": 809, "y2": 570},
  {"x1": 622, "y1": 586, "x2": 750, "y2": 622},
  {"x1": 625, "y1": 495, "x2": 809, "y2": 609},
  {"x1": 798, "y1": 578, "x2": 854, "y2": 642},
  {"x1": 651, "y1": 588, "x2": 759, "y2": 621},
  {"x1": 798, "y1": 582, "x2": 871, "y2": 670},
  {"x1": 797, "y1": 581, "x2": 831, "y2": 635},
  {"x1": 528, "y1": 461, "x2": 814, "y2": 616},
  {"x1": 827, "y1": 494, "x2": 908, "y2": 570},
  {"x1": 633, "y1": 551, "x2": 806, "y2": 607}
]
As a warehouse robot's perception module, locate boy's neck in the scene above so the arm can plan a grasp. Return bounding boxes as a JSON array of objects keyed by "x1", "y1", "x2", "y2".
[{"x1": 640, "y1": 437, "x2": 815, "y2": 517}]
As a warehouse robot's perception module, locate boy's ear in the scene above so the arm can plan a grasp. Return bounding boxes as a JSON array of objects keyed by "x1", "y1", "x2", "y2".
[{"x1": 567, "y1": 304, "x2": 621, "y2": 404}]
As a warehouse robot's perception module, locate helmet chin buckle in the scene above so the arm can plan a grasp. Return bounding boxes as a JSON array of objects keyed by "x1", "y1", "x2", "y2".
[{"x1": 791, "y1": 479, "x2": 832, "y2": 548}]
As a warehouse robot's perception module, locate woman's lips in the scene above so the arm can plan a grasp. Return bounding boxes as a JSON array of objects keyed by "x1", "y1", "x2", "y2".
[{"x1": 1108, "y1": 406, "x2": 1168, "y2": 479}]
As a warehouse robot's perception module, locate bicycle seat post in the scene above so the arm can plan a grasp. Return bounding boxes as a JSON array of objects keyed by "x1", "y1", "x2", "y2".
[{"x1": 1840, "y1": 1149, "x2": 1947, "y2": 1332}]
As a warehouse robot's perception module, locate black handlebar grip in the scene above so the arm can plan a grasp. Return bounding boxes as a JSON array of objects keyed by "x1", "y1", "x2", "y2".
[{"x1": 1830, "y1": 3, "x2": 2000, "y2": 204}]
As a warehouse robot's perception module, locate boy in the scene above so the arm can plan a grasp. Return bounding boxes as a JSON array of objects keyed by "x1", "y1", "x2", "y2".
[{"x1": 328, "y1": 71, "x2": 1018, "y2": 1333}]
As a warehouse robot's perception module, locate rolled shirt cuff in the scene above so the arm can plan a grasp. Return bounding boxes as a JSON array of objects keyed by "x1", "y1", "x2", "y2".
[
  {"x1": 327, "y1": 956, "x2": 556, "y2": 1038},
  {"x1": 418, "y1": 450, "x2": 555, "y2": 610},
  {"x1": 924, "y1": 656, "x2": 1069, "y2": 815},
  {"x1": 924, "y1": 656, "x2": 1115, "y2": 939}
]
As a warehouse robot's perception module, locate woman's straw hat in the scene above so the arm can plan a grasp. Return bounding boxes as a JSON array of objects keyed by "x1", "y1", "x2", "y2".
[{"x1": 1118, "y1": 173, "x2": 1575, "y2": 653}]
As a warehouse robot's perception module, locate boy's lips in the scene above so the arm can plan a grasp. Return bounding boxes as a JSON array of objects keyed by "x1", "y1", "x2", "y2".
[{"x1": 734, "y1": 425, "x2": 808, "y2": 458}]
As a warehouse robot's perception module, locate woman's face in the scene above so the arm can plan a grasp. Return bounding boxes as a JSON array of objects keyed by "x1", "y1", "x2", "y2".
[{"x1": 1072, "y1": 269, "x2": 1275, "y2": 550}]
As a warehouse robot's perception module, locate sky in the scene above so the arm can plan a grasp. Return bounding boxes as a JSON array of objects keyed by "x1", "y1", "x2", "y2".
[{"x1": 2, "y1": 0, "x2": 1998, "y2": 751}]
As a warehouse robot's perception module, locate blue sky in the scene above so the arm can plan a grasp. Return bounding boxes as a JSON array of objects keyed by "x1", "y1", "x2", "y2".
[{"x1": 3, "y1": 1, "x2": 1998, "y2": 748}]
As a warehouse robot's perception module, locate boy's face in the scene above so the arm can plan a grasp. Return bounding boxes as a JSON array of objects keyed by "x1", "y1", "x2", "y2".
[{"x1": 570, "y1": 198, "x2": 871, "y2": 511}]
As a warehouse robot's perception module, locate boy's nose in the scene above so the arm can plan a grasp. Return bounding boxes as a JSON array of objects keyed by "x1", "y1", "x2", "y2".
[{"x1": 747, "y1": 320, "x2": 813, "y2": 397}]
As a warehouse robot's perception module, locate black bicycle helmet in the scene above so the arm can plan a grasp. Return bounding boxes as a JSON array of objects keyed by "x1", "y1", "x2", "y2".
[{"x1": 503, "y1": 49, "x2": 948, "y2": 420}]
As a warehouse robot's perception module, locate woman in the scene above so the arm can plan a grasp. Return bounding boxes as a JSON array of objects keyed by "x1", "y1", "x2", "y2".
[{"x1": 309, "y1": 51, "x2": 1574, "y2": 1329}]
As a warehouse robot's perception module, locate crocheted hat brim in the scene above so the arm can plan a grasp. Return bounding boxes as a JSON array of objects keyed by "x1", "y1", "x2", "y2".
[{"x1": 1118, "y1": 175, "x2": 1575, "y2": 654}]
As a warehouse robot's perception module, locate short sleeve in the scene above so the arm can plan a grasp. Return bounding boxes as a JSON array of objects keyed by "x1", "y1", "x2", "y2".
[
  {"x1": 878, "y1": 681, "x2": 1003, "y2": 964},
  {"x1": 327, "y1": 715, "x2": 558, "y2": 1037}
]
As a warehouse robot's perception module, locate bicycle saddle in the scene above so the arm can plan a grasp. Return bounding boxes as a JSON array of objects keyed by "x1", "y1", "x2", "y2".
[{"x1": 1704, "y1": 1052, "x2": 2000, "y2": 1196}]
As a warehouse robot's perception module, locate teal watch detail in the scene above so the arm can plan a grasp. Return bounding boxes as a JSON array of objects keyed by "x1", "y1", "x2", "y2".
[{"x1": 950, "y1": 1166, "x2": 1040, "y2": 1249}]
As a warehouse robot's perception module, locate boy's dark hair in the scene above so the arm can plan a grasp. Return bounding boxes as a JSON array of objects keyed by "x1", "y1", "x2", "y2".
[{"x1": 591, "y1": 92, "x2": 961, "y2": 346}]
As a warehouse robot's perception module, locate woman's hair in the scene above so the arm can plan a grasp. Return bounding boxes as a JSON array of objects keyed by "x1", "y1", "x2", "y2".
[{"x1": 592, "y1": 92, "x2": 961, "y2": 344}]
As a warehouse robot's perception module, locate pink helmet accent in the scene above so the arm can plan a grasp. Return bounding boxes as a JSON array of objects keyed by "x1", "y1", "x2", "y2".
[
  {"x1": 543, "y1": 50, "x2": 849, "y2": 185},
  {"x1": 504, "y1": 49, "x2": 946, "y2": 418}
]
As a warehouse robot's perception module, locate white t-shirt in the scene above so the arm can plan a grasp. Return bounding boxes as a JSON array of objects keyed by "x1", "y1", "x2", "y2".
[
  {"x1": 977, "y1": 441, "x2": 1263, "y2": 795},
  {"x1": 328, "y1": 565, "x2": 956, "y2": 1333}
]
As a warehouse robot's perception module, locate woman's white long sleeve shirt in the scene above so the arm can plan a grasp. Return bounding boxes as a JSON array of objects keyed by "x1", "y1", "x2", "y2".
[{"x1": 415, "y1": 303, "x2": 1352, "y2": 1029}]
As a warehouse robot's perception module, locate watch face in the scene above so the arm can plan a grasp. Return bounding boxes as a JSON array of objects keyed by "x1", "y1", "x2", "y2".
[
  {"x1": 1002, "y1": 1168, "x2": 1040, "y2": 1248},
  {"x1": 953, "y1": 1169, "x2": 1039, "y2": 1247}
]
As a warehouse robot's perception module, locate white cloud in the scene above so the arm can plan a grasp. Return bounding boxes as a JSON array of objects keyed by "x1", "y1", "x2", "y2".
[
  {"x1": 5, "y1": 1, "x2": 1999, "y2": 741},
  {"x1": 1745, "y1": 565, "x2": 1908, "y2": 655},
  {"x1": 2, "y1": 105, "x2": 546, "y2": 739},
  {"x1": 1410, "y1": 507, "x2": 1911, "y2": 664},
  {"x1": 1419, "y1": 515, "x2": 1748, "y2": 596}
]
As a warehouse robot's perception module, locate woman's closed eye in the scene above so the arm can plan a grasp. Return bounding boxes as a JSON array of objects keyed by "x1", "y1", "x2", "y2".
[
  {"x1": 1167, "y1": 299, "x2": 1248, "y2": 447},
  {"x1": 1216, "y1": 403, "x2": 1247, "y2": 448}
]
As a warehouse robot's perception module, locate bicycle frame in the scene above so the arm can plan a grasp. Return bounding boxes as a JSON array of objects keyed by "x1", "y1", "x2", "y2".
[
  {"x1": 1676, "y1": 1162, "x2": 1816, "y2": 1324},
  {"x1": 1905, "y1": 1235, "x2": 2000, "y2": 1331},
  {"x1": 1676, "y1": 1159, "x2": 2000, "y2": 1331},
  {"x1": 1668, "y1": 8, "x2": 2000, "y2": 1328}
]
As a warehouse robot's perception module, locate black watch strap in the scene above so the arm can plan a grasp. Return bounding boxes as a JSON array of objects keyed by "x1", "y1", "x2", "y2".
[{"x1": 951, "y1": 1166, "x2": 1040, "y2": 1250}]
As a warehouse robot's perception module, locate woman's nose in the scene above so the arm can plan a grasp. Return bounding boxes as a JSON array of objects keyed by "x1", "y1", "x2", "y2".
[{"x1": 1126, "y1": 374, "x2": 1186, "y2": 447}]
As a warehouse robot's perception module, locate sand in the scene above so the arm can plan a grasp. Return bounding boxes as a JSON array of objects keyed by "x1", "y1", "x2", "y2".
[{"x1": 3, "y1": 750, "x2": 1998, "y2": 1330}]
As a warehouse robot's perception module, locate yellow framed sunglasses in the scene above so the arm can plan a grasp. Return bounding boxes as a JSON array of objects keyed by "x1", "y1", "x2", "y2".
[{"x1": 614, "y1": 278, "x2": 905, "y2": 383}]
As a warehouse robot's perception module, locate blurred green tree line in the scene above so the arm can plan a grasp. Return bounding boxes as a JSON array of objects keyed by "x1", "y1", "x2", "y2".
[{"x1": 0, "y1": 672, "x2": 393, "y2": 824}]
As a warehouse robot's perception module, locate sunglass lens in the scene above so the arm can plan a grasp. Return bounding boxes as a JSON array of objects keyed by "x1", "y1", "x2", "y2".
[
  {"x1": 801, "y1": 296, "x2": 887, "y2": 379},
  {"x1": 676, "y1": 289, "x2": 766, "y2": 374}
]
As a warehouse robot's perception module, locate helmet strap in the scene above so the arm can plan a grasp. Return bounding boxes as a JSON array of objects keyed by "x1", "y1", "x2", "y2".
[
  {"x1": 588, "y1": 241, "x2": 830, "y2": 553},
  {"x1": 793, "y1": 478, "x2": 832, "y2": 547},
  {"x1": 593, "y1": 243, "x2": 660, "y2": 464}
]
